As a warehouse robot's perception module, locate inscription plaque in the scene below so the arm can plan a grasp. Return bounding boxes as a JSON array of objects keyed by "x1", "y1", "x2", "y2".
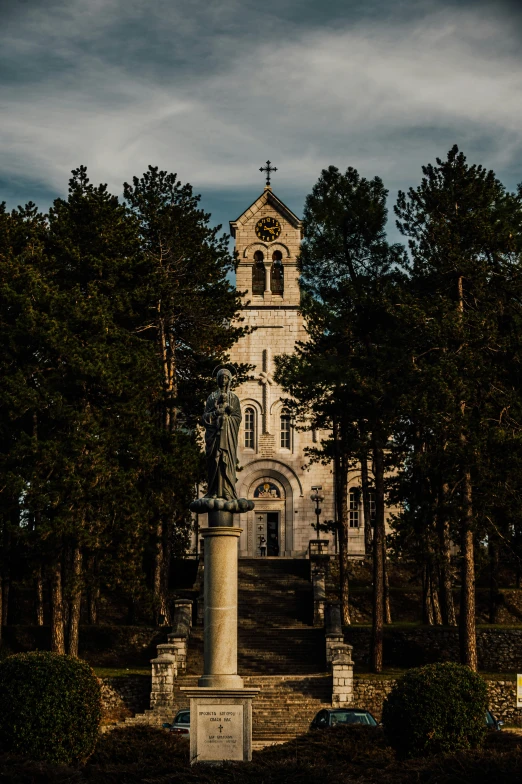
[{"x1": 196, "y1": 704, "x2": 244, "y2": 761}]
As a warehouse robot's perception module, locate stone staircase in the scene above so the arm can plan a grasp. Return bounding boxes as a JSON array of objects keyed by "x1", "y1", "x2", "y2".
[
  {"x1": 125, "y1": 557, "x2": 331, "y2": 745},
  {"x1": 124, "y1": 673, "x2": 331, "y2": 745}
]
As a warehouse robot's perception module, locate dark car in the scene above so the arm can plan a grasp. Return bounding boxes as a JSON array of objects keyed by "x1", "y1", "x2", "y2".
[
  {"x1": 486, "y1": 710, "x2": 503, "y2": 731},
  {"x1": 162, "y1": 708, "x2": 190, "y2": 738},
  {"x1": 311, "y1": 708, "x2": 379, "y2": 729}
]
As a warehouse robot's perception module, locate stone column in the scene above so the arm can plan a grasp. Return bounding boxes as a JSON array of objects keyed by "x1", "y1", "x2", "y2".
[
  {"x1": 198, "y1": 526, "x2": 243, "y2": 689},
  {"x1": 263, "y1": 262, "x2": 271, "y2": 294},
  {"x1": 331, "y1": 643, "x2": 354, "y2": 708},
  {"x1": 150, "y1": 645, "x2": 177, "y2": 709}
]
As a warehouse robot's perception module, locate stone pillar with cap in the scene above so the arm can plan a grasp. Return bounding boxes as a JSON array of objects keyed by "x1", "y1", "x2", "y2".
[
  {"x1": 182, "y1": 365, "x2": 258, "y2": 764},
  {"x1": 184, "y1": 497, "x2": 257, "y2": 763}
]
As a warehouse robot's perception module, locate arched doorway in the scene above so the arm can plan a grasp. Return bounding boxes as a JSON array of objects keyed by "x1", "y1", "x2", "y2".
[
  {"x1": 236, "y1": 459, "x2": 302, "y2": 556},
  {"x1": 252, "y1": 480, "x2": 285, "y2": 556}
]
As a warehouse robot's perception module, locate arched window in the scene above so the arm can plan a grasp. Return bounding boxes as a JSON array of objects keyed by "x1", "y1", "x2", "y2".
[
  {"x1": 280, "y1": 412, "x2": 291, "y2": 449},
  {"x1": 252, "y1": 251, "x2": 265, "y2": 295},
  {"x1": 349, "y1": 488, "x2": 360, "y2": 528},
  {"x1": 270, "y1": 251, "x2": 284, "y2": 295},
  {"x1": 244, "y1": 407, "x2": 255, "y2": 449}
]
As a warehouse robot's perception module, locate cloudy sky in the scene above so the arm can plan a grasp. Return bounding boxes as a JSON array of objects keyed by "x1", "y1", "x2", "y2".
[{"x1": 2, "y1": 0, "x2": 522, "y2": 239}]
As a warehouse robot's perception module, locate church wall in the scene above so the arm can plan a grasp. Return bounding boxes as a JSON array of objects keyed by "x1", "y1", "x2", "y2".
[
  {"x1": 227, "y1": 188, "x2": 337, "y2": 557},
  {"x1": 189, "y1": 187, "x2": 396, "y2": 557}
]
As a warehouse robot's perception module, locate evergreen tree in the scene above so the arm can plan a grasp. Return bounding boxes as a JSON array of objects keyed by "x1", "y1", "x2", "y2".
[
  {"x1": 395, "y1": 145, "x2": 522, "y2": 668},
  {"x1": 275, "y1": 166, "x2": 406, "y2": 671},
  {"x1": 124, "y1": 167, "x2": 248, "y2": 622}
]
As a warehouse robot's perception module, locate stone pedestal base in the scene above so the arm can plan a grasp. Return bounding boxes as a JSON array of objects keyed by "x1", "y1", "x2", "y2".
[{"x1": 181, "y1": 688, "x2": 259, "y2": 764}]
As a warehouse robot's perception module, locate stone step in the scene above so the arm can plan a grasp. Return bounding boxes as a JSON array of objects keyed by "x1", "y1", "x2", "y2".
[{"x1": 135, "y1": 558, "x2": 330, "y2": 746}]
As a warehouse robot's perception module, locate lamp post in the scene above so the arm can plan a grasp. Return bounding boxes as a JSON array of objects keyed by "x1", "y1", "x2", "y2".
[{"x1": 310, "y1": 485, "x2": 324, "y2": 540}]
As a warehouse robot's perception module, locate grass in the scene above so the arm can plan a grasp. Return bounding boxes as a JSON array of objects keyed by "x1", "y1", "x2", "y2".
[{"x1": 93, "y1": 667, "x2": 150, "y2": 678}]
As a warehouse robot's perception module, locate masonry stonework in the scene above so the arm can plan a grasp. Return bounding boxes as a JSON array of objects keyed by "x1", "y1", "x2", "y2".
[{"x1": 227, "y1": 188, "x2": 335, "y2": 556}]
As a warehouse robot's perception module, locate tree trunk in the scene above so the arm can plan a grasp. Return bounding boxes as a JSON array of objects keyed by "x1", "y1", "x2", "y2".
[
  {"x1": 2, "y1": 572, "x2": 9, "y2": 628},
  {"x1": 437, "y1": 488, "x2": 457, "y2": 626},
  {"x1": 422, "y1": 564, "x2": 434, "y2": 625},
  {"x1": 87, "y1": 555, "x2": 99, "y2": 624},
  {"x1": 430, "y1": 562, "x2": 443, "y2": 625},
  {"x1": 153, "y1": 517, "x2": 169, "y2": 625},
  {"x1": 459, "y1": 470, "x2": 477, "y2": 670},
  {"x1": 488, "y1": 537, "x2": 500, "y2": 625},
  {"x1": 360, "y1": 445, "x2": 373, "y2": 556},
  {"x1": 67, "y1": 547, "x2": 82, "y2": 657},
  {"x1": 2, "y1": 523, "x2": 11, "y2": 626},
  {"x1": 50, "y1": 560, "x2": 65, "y2": 654},
  {"x1": 36, "y1": 566, "x2": 44, "y2": 626},
  {"x1": 371, "y1": 432, "x2": 385, "y2": 672},
  {"x1": 383, "y1": 538, "x2": 392, "y2": 624},
  {"x1": 333, "y1": 418, "x2": 350, "y2": 625}
]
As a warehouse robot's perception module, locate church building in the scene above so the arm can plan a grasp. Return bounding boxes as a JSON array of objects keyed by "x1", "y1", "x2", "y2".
[{"x1": 229, "y1": 174, "x2": 369, "y2": 558}]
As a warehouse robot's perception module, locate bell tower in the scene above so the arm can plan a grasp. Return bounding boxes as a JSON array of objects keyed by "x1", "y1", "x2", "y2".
[
  {"x1": 228, "y1": 164, "x2": 335, "y2": 557},
  {"x1": 230, "y1": 173, "x2": 302, "y2": 309}
]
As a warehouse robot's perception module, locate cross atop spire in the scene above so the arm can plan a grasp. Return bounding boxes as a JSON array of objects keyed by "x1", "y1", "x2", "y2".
[{"x1": 259, "y1": 160, "x2": 277, "y2": 188}]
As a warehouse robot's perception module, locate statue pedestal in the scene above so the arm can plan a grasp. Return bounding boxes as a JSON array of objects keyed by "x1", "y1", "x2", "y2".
[
  {"x1": 181, "y1": 687, "x2": 259, "y2": 764},
  {"x1": 187, "y1": 499, "x2": 256, "y2": 763}
]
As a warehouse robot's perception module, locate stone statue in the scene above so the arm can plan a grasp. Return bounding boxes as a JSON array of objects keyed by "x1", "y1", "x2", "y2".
[
  {"x1": 190, "y1": 366, "x2": 254, "y2": 523},
  {"x1": 202, "y1": 367, "x2": 241, "y2": 500}
]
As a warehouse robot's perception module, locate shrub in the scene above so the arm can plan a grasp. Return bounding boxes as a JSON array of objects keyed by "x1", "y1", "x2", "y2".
[
  {"x1": 382, "y1": 662, "x2": 488, "y2": 759},
  {"x1": 0, "y1": 651, "x2": 101, "y2": 764}
]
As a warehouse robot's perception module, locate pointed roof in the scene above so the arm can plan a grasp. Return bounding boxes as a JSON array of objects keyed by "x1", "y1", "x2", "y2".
[{"x1": 229, "y1": 188, "x2": 303, "y2": 238}]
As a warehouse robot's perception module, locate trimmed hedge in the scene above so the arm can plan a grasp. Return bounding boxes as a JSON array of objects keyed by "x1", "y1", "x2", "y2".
[
  {"x1": 0, "y1": 651, "x2": 101, "y2": 764},
  {"x1": 382, "y1": 662, "x2": 488, "y2": 759}
]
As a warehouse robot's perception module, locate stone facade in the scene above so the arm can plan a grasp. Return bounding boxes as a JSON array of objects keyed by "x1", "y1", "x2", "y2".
[
  {"x1": 344, "y1": 626, "x2": 522, "y2": 671},
  {"x1": 353, "y1": 678, "x2": 521, "y2": 725},
  {"x1": 224, "y1": 186, "x2": 386, "y2": 557},
  {"x1": 188, "y1": 186, "x2": 399, "y2": 556},
  {"x1": 228, "y1": 187, "x2": 335, "y2": 556}
]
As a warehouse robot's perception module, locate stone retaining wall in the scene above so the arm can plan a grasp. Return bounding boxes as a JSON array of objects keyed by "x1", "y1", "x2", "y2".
[
  {"x1": 344, "y1": 626, "x2": 522, "y2": 671},
  {"x1": 4, "y1": 625, "x2": 165, "y2": 668},
  {"x1": 100, "y1": 676, "x2": 151, "y2": 725},
  {"x1": 353, "y1": 678, "x2": 521, "y2": 725}
]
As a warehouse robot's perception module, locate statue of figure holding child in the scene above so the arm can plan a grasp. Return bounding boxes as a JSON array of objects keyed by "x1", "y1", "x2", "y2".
[{"x1": 190, "y1": 366, "x2": 254, "y2": 523}]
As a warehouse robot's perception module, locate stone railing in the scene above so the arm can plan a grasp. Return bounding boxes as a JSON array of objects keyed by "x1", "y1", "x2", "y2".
[
  {"x1": 331, "y1": 643, "x2": 354, "y2": 708},
  {"x1": 325, "y1": 603, "x2": 344, "y2": 666},
  {"x1": 150, "y1": 643, "x2": 178, "y2": 709},
  {"x1": 311, "y1": 564, "x2": 327, "y2": 626},
  {"x1": 150, "y1": 598, "x2": 193, "y2": 709},
  {"x1": 324, "y1": 602, "x2": 355, "y2": 708},
  {"x1": 167, "y1": 598, "x2": 193, "y2": 673}
]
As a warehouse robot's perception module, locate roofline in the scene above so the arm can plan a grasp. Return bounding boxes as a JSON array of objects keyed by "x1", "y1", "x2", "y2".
[{"x1": 229, "y1": 188, "x2": 303, "y2": 238}]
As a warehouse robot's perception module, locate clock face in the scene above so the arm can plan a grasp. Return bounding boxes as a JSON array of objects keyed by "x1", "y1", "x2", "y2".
[{"x1": 255, "y1": 216, "x2": 281, "y2": 242}]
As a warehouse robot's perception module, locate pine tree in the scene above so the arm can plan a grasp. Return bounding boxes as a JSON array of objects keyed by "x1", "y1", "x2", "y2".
[
  {"x1": 275, "y1": 166, "x2": 406, "y2": 671},
  {"x1": 395, "y1": 145, "x2": 522, "y2": 669},
  {"x1": 124, "y1": 167, "x2": 248, "y2": 622}
]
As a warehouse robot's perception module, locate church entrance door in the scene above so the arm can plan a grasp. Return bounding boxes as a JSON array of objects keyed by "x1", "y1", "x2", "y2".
[{"x1": 255, "y1": 512, "x2": 280, "y2": 556}]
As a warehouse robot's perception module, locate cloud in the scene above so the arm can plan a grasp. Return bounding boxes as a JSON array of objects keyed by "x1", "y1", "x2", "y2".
[{"x1": 1, "y1": 0, "x2": 522, "y2": 216}]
